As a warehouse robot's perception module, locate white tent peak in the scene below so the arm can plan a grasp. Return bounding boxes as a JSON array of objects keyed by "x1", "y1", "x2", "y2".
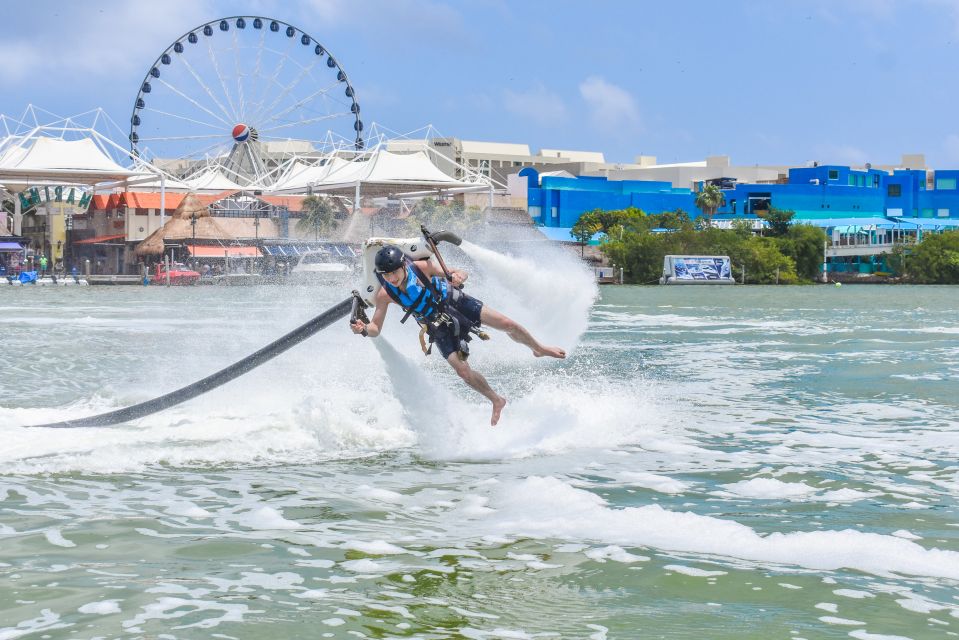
[
  {"x1": 1, "y1": 137, "x2": 133, "y2": 173},
  {"x1": 184, "y1": 167, "x2": 245, "y2": 192}
]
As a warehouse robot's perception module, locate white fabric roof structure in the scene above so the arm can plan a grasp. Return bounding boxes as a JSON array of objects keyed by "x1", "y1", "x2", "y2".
[
  {"x1": 316, "y1": 150, "x2": 487, "y2": 192},
  {"x1": 269, "y1": 158, "x2": 351, "y2": 192},
  {"x1": 0, "y1": 136, "x2": 151, "y2": 190},
  {"x1": 124, "y1": 174, "x2": 193, "y2": 191},
  {"x1": 183, "y1": 167, "x2": 245, "y2": 192},
  {"x1": 269, "y1": 149, "x2": 491, "y2": 199}
]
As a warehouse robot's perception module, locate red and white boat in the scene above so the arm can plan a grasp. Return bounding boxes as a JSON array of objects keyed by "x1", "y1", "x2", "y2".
[{"x1": 152, "y1": 262, "x2": 200, "y2": 286}]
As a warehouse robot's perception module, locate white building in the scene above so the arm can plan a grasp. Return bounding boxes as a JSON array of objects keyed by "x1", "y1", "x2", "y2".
[{"x1": 387, "y1": 137, "x2": 613, "y2": 184}]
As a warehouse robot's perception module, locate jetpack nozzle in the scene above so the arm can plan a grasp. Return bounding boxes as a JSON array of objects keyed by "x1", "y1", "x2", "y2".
[{"x1": 421, "y1": 225, "x2": 462, "y2": 247}]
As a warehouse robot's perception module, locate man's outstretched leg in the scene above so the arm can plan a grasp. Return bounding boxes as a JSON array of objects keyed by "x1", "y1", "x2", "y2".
[
  {"x1": 480, "y1": 306, "x2": 566, "y2": 359},
  {"x1": 446, "y1": 353, "x2": 507, "y2": 426}
]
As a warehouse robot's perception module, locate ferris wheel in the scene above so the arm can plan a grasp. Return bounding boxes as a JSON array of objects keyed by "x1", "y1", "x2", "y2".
[{"x1": 129, "y1": 16, "x2": 363, "y2": 187}]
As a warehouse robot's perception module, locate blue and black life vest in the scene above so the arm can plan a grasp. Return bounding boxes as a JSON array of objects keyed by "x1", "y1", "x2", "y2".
[{"x1": 377, "y1": 259, "x2": 449, "y2": 323}]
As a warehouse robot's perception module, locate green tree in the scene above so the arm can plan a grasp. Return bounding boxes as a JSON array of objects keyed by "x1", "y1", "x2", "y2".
[
  {"x1": 742, "y1": 236, "x2": 798, "y2": 283},
  {"x1": 297, "y1": 196, "x2": 336, "y2": 240},
  {"x1": 650, "y1": 208, "x2": 693, "y2": 231},
  {"x1": 576, "y1": 208, "x2": 645, "y2": 237},
  {"x1": 404, "y1": 199, "x2": 481, "y2": 235},
  {"x1": 694, "y1": 184, "x2": 725, "y2": 226},
  {"x1": 762, "y1": 207, "x2": 796, "y2": 237},
  {"x1": 571, "y1": 213, "x2": 601, "y2": 256},
  {"x1": 776, "y1": 224, "x2": 827, "y2": 281},
  {"x1": 731, "y1": 218, "x2": 754, "y2": 237},
  {"x1": 904, "y1": 230, "x2": 959, "y2": 283},
  {"x1": 603, "y1": 230, "x2": 673, "y2": 284}
]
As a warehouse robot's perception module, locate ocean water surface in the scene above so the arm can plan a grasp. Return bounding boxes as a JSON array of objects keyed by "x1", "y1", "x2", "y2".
[{"x1": 1, "y1": 250, "x2": 957, "y2": 639}]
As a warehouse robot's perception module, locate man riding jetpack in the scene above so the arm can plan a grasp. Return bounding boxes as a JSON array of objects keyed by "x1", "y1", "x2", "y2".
[{"x1": 350, "y1": 227, "x2": 566, "y2": 426}]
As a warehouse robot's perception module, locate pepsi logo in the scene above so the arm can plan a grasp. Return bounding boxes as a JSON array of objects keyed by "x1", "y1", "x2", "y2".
[{"x1": 232, "y1": 124, "x2": 250, "y2": 142}]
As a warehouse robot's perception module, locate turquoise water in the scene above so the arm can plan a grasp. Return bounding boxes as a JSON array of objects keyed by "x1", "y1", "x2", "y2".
[{"x1": 1, "y1": 272, "x2": 958, "y2": 638}]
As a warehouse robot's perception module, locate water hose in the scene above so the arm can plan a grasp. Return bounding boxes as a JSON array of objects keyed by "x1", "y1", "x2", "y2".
[{"x1": 25, "y1": 295, "x2": 357, "y2": 429}]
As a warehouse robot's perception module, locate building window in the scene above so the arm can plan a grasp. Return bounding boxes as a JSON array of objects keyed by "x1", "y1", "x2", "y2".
[
  {"x1": 848, "y1": 175, "x2": 856, "y2": 186},
  {"x1": 921, "y1": 209, "x2": 934, "y2": 217},
  {"x1": 938, "y1": 208, "x2": 950, "y2": 217},
  {"x1": 828, "y1": 170, "x2": 839, "y2": 180},
  {"x1": 887, "y1": 184, "x2": 901, "y2": 197},
  {"x1": 936, "y1": 178, "x2": 957, "y2": 190},
  {"x1": 873, "y1": 175, "x2": 880, "y2": 187}
]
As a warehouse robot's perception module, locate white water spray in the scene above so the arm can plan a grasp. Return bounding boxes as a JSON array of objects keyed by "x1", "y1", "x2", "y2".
[
  {"x1": 371, "y1": 337, "x2": 461, "y2": 453},
  {"x1": 458, "y1": 240, "x2": 597, "y2": 350}
]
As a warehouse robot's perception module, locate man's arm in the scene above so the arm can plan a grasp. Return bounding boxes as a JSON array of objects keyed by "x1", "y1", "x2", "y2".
[
  {"x1": 415, "y1": 258, "x2": 468, "y2": 287},
  {"x1": 351, "y1": 290, "x2": 390, "y2": 337}
]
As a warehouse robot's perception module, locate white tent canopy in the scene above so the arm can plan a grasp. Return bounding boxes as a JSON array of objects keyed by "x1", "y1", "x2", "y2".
[
  {"x1": 271, "y1": 149, "x2": 491, "y2": 199},
  {"x1": 269, "y1": 158, "x2": 352, "y2": 192},
  {"x1": 0, "y1": 136, "x2": 151, "y2": 190},
  {"x1": 125, "y1": 174, "x2": 192, "y2": 191},
  {"x1": 183, "y1": 167, "x2": 244, "y2": 192}
]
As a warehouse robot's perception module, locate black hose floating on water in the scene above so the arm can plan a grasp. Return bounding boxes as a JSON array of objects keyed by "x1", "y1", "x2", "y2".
[{"x1": 27, "y1": 296, "x2": 356, "y2": 429}]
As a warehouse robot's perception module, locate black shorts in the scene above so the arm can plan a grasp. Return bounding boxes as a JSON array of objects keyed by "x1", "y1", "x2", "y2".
[{"x1": 431, "y1": 292, "x2": 484, "y2": 359}]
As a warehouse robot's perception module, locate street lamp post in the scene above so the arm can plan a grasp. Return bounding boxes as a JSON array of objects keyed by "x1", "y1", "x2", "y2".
[
  {"x1": 64, "y1": 211, "x2": 73, "y2": 270},
  {"x1": 190, "y1": 213, "x2": 197, "y2": 269}
]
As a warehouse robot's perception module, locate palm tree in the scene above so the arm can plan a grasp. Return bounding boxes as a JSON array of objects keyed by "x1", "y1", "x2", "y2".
[
  {"x1": 694, "y1": 184, "x2": 725, "y2": 227},
  {"x1": 297, "y1": 196, "x2": 335, "y2": 240}
]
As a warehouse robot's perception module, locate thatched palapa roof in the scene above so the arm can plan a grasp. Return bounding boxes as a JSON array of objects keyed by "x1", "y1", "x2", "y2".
[{"x1": 135, "y1": 193, "x2": 235, "y2": 256}]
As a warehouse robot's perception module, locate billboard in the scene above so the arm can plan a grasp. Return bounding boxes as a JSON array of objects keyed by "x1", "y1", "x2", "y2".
[{"x1": 664, "y1": 255, "x2": 734, "y2": 283}]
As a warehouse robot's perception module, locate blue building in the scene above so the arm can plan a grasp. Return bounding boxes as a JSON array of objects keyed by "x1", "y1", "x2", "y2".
[
  {"x1": 524, "y1": 162, "x2": 959, "y2": 275},
  {"x1": 522, "y1": 168, "x2": 696, "y2": 230},
  {"x1": 715, "y1": 166, "x2": 888, "y2": 218},
  {"x1": 712, "y1": 165, "x2": 959, "y2": 220},
  {"x1": 526, "y1": 163, "x2": 959, "y2": 231}
]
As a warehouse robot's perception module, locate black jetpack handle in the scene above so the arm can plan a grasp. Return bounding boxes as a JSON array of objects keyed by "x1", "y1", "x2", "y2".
[
  {"x1": 349, "y1": 290, "x2": 370, "y2": 325},
  {"x1": 420, "y1": 225, "x2": 462, "y2": 286}
]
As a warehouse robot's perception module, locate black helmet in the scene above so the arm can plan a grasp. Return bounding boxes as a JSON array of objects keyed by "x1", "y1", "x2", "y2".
[{"x1": 374, "y1": 245, "x2": 405, "y2": 273}]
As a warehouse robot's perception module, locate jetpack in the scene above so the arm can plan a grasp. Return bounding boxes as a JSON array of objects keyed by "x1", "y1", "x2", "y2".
[
  {"x1": 354, "y1": 226, "x2": 489, "y2": 357},
  {"x1": 357, "y1": 225, "x2": 462, "y2": 307}
]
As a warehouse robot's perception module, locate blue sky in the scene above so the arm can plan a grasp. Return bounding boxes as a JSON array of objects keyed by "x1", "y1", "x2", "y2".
[{"x1": 3, "y1": 0, "x2": 959, "y2": 167}]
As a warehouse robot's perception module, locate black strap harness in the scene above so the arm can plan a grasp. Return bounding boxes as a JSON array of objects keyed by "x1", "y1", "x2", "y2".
[{"x1": 376, "y1": 257, "x2": 445, "y2": 324}]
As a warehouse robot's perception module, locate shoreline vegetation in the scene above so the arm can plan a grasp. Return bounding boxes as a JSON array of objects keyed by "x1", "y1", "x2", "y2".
[{"x1": 571, "y1": 207, "x2": 959, "y2": 285}]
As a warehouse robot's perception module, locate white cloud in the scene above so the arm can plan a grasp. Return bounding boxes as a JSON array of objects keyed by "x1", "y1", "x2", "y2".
[
  {"x1": 503, "y1": 84, "x2": 568, "y2": 125},
  {"x1": 0, "y1": 1, "x2": 215, "y2": 84},
  {"x1": 578, "y1": 76, "x2": 641, "y2": 133},
  {"x1": 0, "y1": 42, "x2": 45, "y2": 83}
]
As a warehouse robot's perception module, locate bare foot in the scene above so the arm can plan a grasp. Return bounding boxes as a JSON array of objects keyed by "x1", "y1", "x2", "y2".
[
  {"x1": 491, "y1": 396, "x2": 507, "y2": 426},
  {"x1": 533, "y1": 345, "x2": 566, "y2": 359}
]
